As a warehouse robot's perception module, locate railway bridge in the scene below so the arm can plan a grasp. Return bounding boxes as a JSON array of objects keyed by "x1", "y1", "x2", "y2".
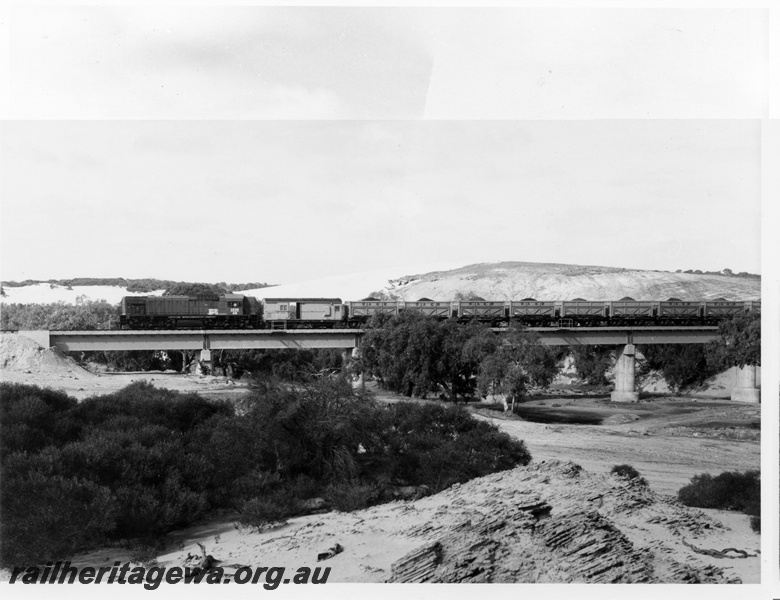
[{"x1": 17, "y1": 326, "x2": 759, "y2": 403}]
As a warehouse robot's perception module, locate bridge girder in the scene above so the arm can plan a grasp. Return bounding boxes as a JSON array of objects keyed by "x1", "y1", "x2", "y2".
[{"x1": 16, "y1": 326, "x2": 720, "y2": 355}]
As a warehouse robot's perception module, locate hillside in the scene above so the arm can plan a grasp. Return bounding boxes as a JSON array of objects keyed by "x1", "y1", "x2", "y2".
[
  {"x1": 378, "y1": 262, "x2": 760, "y2": 302},
  {"x1": 0, "y1": 262, "x2": 759, "y2": 305},
  {"x1": 0, "y1": 283, "x2": 166, "y2": 305}
]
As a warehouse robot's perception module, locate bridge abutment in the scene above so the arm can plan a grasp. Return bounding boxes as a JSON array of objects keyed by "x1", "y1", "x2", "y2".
[
  {"x1": 611, "y1": 344, "x2": 639, "y2": 402},
  {"x1": 731, "y1": 365, "x2": 760, "y2": 403}
]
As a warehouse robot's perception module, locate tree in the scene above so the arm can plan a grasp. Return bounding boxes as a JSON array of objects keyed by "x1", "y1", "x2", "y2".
[
  {"x1": 570, "y1": 345, "x2": 613, "y2": 385},
  {"x1": 639, "y1": 344, "x2": 718, "y2": 391},
  {"x1": 707, "y1": 312, "x2": 761, "y2": 370},
  {"x1": 359, "y1": 312, "x2": 448, "y2": 398},
  {"x1": 360, "y1": 314, "x2": 562, "y2": 405},
  {"x1": 467, "y1": 325, "x2": 562, "y2": 411},
  {"x1": 360, "y1": 312, "x2": 494, "y2": 400},
  {"x1": 439, "y1": 320, "x2": 492, "y2": 399}
]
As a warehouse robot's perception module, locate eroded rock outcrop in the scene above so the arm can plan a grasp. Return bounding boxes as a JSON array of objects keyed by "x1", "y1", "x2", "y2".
[{"x1": 387, "y1": 460, "x2": 744, "y2": 584}]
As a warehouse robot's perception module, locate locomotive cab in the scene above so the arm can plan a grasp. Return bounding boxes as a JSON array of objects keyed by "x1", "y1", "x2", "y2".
[
  {"x1": 119, "y1": 296, "x2": 148, "y2": 329},
  {"x1": 219, "y1": 294, "x2": 245, "y2": 316}
]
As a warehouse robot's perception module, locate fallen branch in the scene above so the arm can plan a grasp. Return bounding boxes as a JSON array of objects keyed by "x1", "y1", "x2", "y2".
[{"x1": 681, "y1": 538, "x2": 758, "y2": 559}]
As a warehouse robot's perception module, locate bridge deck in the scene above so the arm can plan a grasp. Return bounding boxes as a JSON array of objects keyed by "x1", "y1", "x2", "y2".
[{"x1": 13, "y1": 325, "x2": 720, "y2": 353}]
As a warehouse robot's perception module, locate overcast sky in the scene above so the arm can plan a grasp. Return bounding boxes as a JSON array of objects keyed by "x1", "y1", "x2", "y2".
[
  {"x1": 0, "y1": 119, "x2": 761, "y2": 283},
  {"x1": 2, "y1": 6, "x2": 767, "y2": 120},
  {"x1": 0, "y1": 5, "x2": 770, "y2": 284}
]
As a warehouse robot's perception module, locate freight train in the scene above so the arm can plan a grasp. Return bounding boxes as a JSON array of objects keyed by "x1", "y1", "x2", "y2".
[{"x1": 117, "y1": 294, "x2": 760, "y2": 330}]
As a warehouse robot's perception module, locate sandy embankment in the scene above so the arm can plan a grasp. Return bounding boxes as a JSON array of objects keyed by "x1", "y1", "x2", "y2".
[{"x1": 142, "y1": 459, "x2": 757, "y2": 584}]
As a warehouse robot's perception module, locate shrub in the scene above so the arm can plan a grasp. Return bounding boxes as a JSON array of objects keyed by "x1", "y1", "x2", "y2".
[
  {"x1": 745, "y1": 499, "x2": 761, "y2": 533},
  {"x1": 324, "y1": 480, "x2": 379, "y2": 512},
  {"x1": 0, "y1": 383, "x2": 81, "y2": 458},
  {"x1": 0, "y1": 383, "x2": 229, "y2": 566},
  {"x1": 1, "y1": 380, "x2": 536, "y2": 566},
  {"x1": 611, "y1": 464, "x2": 647, "y2": 485},
  {"x1": 238, "y1": 490, "x2": 303, "y2": 528},
  {"x1": 677, "y1": 470, "x2": 760, "y2": 532},
  {"x1": 386, "y1": 402, "x2": 532, "y2": 492},
  {"x1": 0, "y1": 471, "x2": 115, "y2": 566},
  {"x1": 75, "y1": 382, "x2": 232, "y2": 432},
  {"x1": 241, "y1": 378, "x2": 385, "y2": 483},
  {"x1": 112, "y1": 478, "x2": 208, "y2": 539},
  {"x1": 677, "y1": 471, "x2": 759, "y2": 510}
]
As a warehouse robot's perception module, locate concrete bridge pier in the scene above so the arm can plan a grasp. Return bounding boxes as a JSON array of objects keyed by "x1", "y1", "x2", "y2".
[
  {"x1": 611, "y1": 344, "x2": 639, "y2": 402},
  {"x1": 194, "y1": 349, "x2": 212, "y2": 374},
  {"x1": 731, "y1": 365, "x2": 760, "y2": 403}
]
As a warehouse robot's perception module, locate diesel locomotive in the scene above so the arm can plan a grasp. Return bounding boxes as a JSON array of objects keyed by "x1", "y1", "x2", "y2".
[{"x1": 117, "y1": 294, "x2": 760, "y2": 330}]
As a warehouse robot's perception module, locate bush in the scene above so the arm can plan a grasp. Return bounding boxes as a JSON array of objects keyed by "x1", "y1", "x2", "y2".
[
  {"x1": 611, "y1": 464, "x2": 647, "y2": 485},
  {"x1": 386, "y1": 402, "x2": 532, "y2": 492},
  {"x1": 0, "y1": 384, "x2": 81, "y2": 458},
  {"x1": 75, "y1": 381, "x2": 233, "y2": 432},
  {"x1": 1, "y1": 380, "x2": 535, "y2": 566},
  {"x1": 324, "y1": 480, "x2": 379, "y2": 512},
  {"x1": 241, "y1": 378, "x2": 385, "y2": 483},
  {"x1": 611, "y1": 464, "x2": 640, "y2": 479},
  {"x1": 0, "y1": 470, "x2": 116, "y2": 565},
  {"x1": 238, "y1": 489, "x2": 303, "y2": 528},
  {"x1": 677, "y1": 470, "x2": 760, "y2": 532},
  {"x1": 677, "y1": 470, "x2": 759, "y2": 510},
  {"x1": 0, "y1": 383, "x2": 228, "y2": 565}
]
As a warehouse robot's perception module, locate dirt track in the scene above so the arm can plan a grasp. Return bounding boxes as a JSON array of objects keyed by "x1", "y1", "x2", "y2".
[{"x1": 473, "y1": 398, "x2": 759, "y2": 496}]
